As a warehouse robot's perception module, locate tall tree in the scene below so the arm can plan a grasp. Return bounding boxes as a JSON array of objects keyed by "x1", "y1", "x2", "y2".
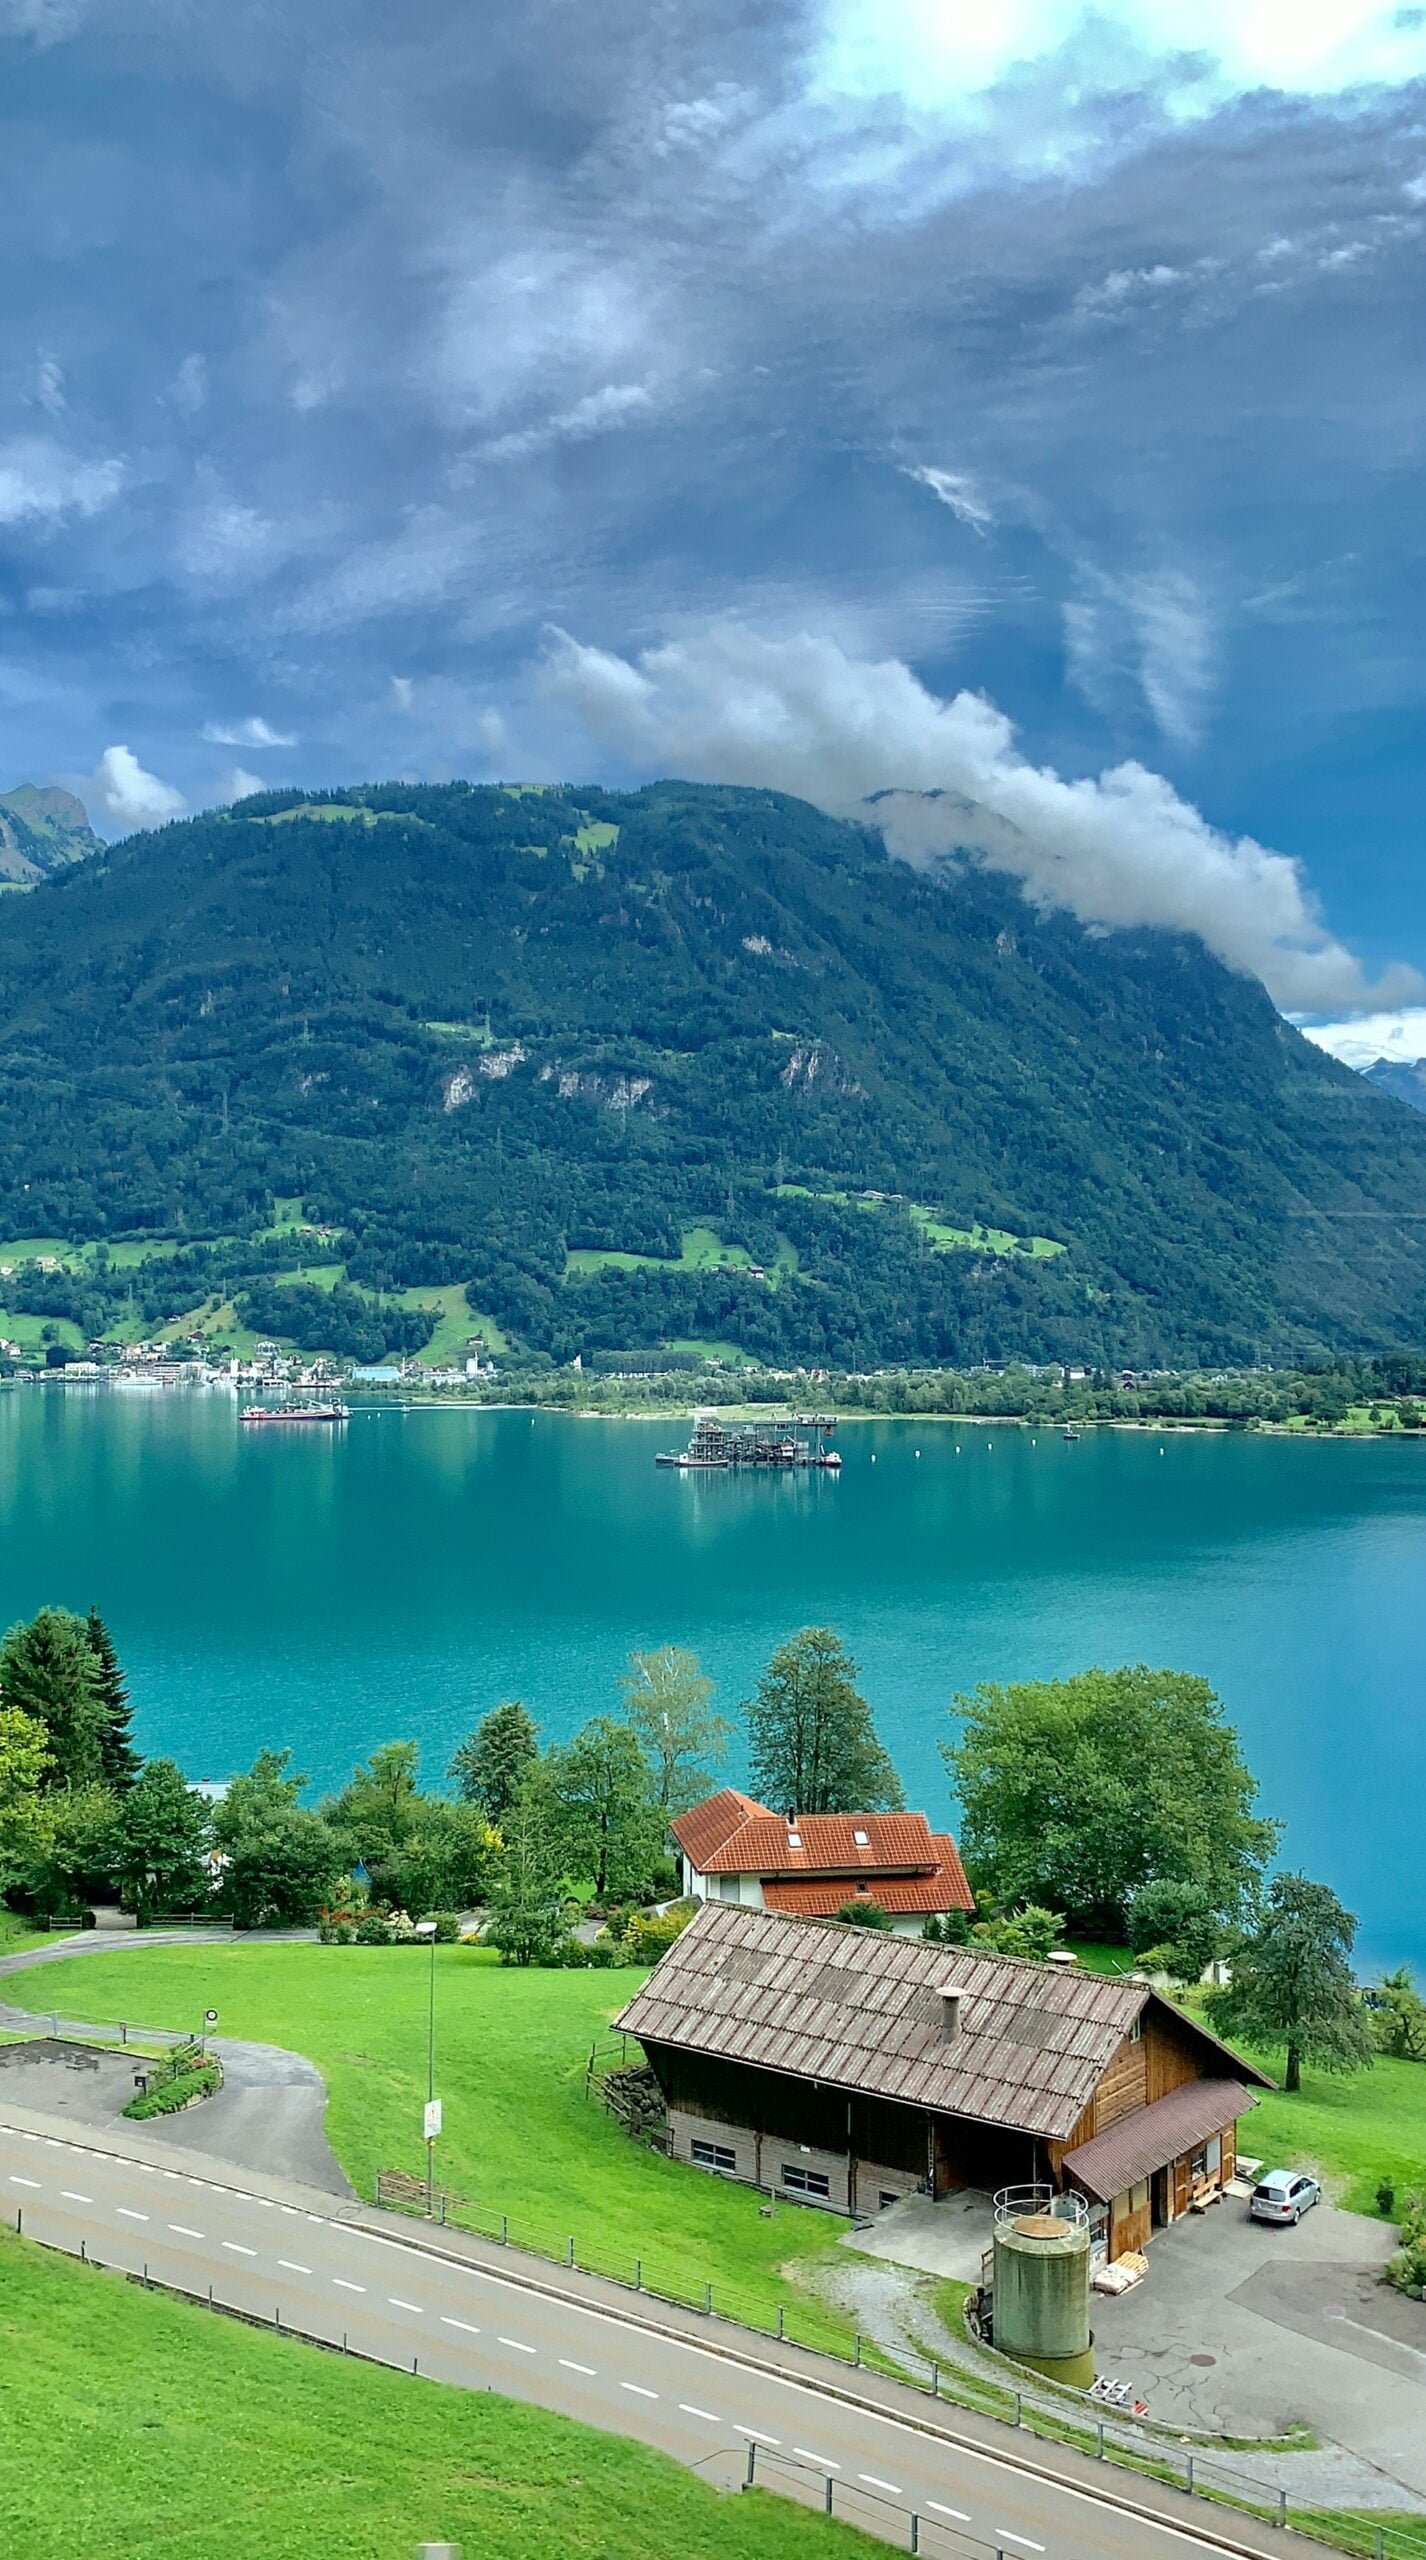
[
  {"x1": 18, "y1": 1782, "x2": 121, "y2": 1914},
  {"x1": 0, "y1": 1706, "x2": 52, "y2": 1897},
  {"x1": 0, "y1": 1608, "x2": 108, "y2": 1790},
  {"x1": 1209, "y1": 1873, "x2": 1374, "y2": 2092},
  {"x1": 1371, "y1": 1967, "x2": 1426, "y2": 2063},
  {"x1": 544, "y1": 1717, "x2": 665, "y2": 1901},
  {"x1": 620, "y1": 1645, "x2": 730, "y2": 1809},
  {"x1": 448, "y1": 1700, "x2": 538, "y2": 1823},
  {"x1": 485, "y1": 1781, "x2": 568, "y2": 1966},
  {"x1": 745, "y1": 1628, "x2": 903, "y2": 1814},
  {"x1": 324, "y1": 1740, "x2": 422, "y2": 1890},
  {"x1": 213, "y1": 1748, "x2": 342, "y2": 1930},
  {"x1": 84, "y1": 1607, "x2": 140, "y2": 1791},
  {"x1": 945, "y1": 1666, "x2": 1278, "y2": 1933},
  {"x1": 113, "y1": 1757, "x2": 212, "y2": 1925}
]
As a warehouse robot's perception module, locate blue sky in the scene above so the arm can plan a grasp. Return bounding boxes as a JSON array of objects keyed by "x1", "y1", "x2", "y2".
[{"x1": 1, "y1": 0, "x2": 1423, "y2": 1046}]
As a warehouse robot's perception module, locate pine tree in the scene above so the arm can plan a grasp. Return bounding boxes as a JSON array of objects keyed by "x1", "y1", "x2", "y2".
[
  {"x1": 84, "y1": 1607, "x2": 140, "y2": 1791},
  {"x1": 448, "y1": 1700, "x2": 538, "y2": 1824},
  {"x1": 0, "y1": 1608, "x2": 107, "y2": 1789}
]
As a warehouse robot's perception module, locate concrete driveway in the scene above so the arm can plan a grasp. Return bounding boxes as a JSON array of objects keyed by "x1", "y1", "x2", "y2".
[{"x1": 1091, "y1": 2193, "x2": 1426, "y2": 2497}]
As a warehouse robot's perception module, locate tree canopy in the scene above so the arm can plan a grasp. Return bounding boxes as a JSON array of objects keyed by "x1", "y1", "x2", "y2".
[
  {"x1": 944, "y1": 1665, "x2": 1277, "y2": 1932},
  {"x1": 0, "y1": 1608, "x2": 108, "y2": 1790},
  {"x1": 1209, "y1": 1873, "x2": 1374, "y2": 2091},
  {"x1": 213, "y1": 1749, "x2": 343, "y2": 1929},
  {"x1": 449, "y1": 1700, "x2": 538, "y2": 1824},
  {"x1": 541, "y1": 1717, "x2": 665, "y2": 1902},
  {"x1": 745, "y1": 1627, "x2": 903, "y2": 1814},
  {"x1": 113, "y1": 1757, "x2": 212, "y2": 1925},
  {"x1": 620, "y1": 1646, "x2": 730, "y2": 1810}
]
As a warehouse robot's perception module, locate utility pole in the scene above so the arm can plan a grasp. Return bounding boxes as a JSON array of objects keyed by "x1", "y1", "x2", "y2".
[{"x1": 415, "y1": 1920, "x2": 439, "y2": 2214}]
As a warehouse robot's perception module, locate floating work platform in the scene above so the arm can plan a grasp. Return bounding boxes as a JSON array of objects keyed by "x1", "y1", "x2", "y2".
[{"x1": 656, "y1": 1412, "x2": 841, "y2": 1470}]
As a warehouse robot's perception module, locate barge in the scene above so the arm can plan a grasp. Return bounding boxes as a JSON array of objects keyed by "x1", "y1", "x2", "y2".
[
  {"x1": 657, "y1": 1412, "x2": 841, "y2": 1470},
  {"x1": 240, "y1": 1403, "x2": 348, "y2": 1424}
]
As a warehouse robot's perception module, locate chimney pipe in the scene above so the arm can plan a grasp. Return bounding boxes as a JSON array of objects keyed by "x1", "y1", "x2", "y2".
[{"x1": 939, "y1": 1985, "x2": 965, "y2": 2044}]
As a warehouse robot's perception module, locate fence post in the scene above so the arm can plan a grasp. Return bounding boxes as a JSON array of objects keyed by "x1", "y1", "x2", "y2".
[
  {"x1": 930, "y1": 2358, "x2": 938, "y2": 2398},
  {"x1": 910, "y1": 2515, "x2": 920, "y2": 2554},
  {"x1": 824, "y1": 2474, "x2": 833, "y2": 2516},
  {"x1": 567, "y1": 2235, "x2": 575, "y2": 2268},
  {"x1": 634, "y1": 2257, "x2": 642, "y2": 2290},
  {"x1": 1373, "y1": 2531, "x2": 1384, "y2": 2560},
  {"x1": 854, "y1": 2332, "x2": 862, "y2": 2367},
  {"x1": 440, "y1": 2194, "x2": 447, "y2": 2227},
  {"x1": 1185, "y1": 2456, "x2": 1195, "y2": 2497},
  {"x1": 501, "y1": 2213, "x2": 508, "y2": 2245},
  {"x1": 1096, "y1": 2420, "x2": 1104, "y2": 2460},
  {"x1": 1013, "y1": 2390, "x2": 1021, "y2": 2428},
  {"x1": 704, "y1": 2280, "x2": 712, "y2": 2314},
  {"x1": 745, "y1": 2441, "x2": 756, "y2": 2488},
  {"x1": 777, "y1": 2305, "x2": 784, "y2": 2340},
  {"x1": 1277, "y1": 2489, "x2": 1287, "y2": 2531}
]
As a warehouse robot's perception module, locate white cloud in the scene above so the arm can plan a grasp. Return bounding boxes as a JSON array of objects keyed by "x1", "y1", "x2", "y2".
[
  {"x1": 201, "y1": 715, "x2": 296, "y2": 748},
  {"x1": 902, "y1": 465, "x2": 993, "y2": 532},
  {"x1": 482, "y1": 382, "x2": 655, "y2": 464},
  {"x1": 0, "y1": 438, "x2": 123, "y2": 527},
  {"x1": 544, "y1": 618, "x2": 1420, "y2": 1015},
  {"x1": 90, "y1": 746, "x2": 185, "y2": 832},
  {"x1": 1300, "y1": 1009, "x2": 1426, "y2": 1069},
  {"x1": 216, "y1": 766, "x2": 265, "y2": 803},
  {"x1": 1064, "y1": 568, "x2": 1215, "y2": 747},
  {"x1": 391, "y1": 675, "x2": 415, "y2": 711},
  {"x1": 168, "y1": 354, "x2": 208, "y2": 417},
  {"x1": 0, "y1": 0, "x2": 92, "y2": 44},
  {"x1": 34, "y1": 356, "x2": 65, "y2": 417}
]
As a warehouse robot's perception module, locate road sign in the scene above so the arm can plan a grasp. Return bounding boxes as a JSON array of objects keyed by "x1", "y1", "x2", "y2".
[
  {"x1": 204, "y1": 2009, "x2": 218, "y2": 2027},
  {"x1": 423, "y1": 2098, "x2": 442, "y2": 2142}
]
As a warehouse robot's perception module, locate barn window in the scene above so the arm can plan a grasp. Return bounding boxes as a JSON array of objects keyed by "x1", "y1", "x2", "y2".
[
  {"x1": 781, "y1": 2163, "x2": 832, "y2": 2199},
  {"x1": 691, "y1": 2140, "x2": 737, "y2": 2175}
]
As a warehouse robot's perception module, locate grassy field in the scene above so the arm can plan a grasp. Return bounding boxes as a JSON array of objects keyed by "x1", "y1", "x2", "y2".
[
  {"x1": 0, "y1": 2228, "x2": 873, "y2": 2560},
  {"x1": 393, "y1": 1282, "x2": 509, "y2": 1362},
  {"x1": 14, "y1": 1942, "x2": 857, "y2": 2347},
  {"x1": 772, "y1": 1186, "x2": 1064, "y2": 1258},
  {"x1": 566, "y1": 1224, "x2": 756, "y2": 1279}
]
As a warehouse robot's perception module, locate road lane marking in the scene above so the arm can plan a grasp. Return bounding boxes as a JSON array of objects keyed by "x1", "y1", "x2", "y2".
[
  {"x1": 927, "y1": 2503, "x2": 971, "y2": 2522},
  {"x1": 499, "y1": 2335, "x2": 536, "y2": 2354},
  {"x1": 859, "y1": 2473, "x2": 901, "y2": 2495},
  {"x1": 117, "y1": 2207, "x2": 149, "y2": 2221},
  {"x1": 621, "y1": 2383, "x2": 658, "y2": 2399},
  {"x1": 388, "y1": 2297, "x2": 424, "y2": 2314},
  {"x1": 169, "y1": 2225, "x2": 205, "y2": 2239},
  {"x1": 559, "y1": 2358, "x2": 596, "y2": 2375},
  {"x1": 996, "y1": 2536, "x2": 1045, "y2": 2552},
  {"x1": 736, "y1": 2426, "x2": 780, "y2": 2444},
  {"x1": 62, "y1": 2191, "x2": 93, "y2": 2204},
  {"x1": 333, "y1": 2279, "x2": 366, "y2": 2293},
  {"x1": 441, "y1": 2316, "x2": 480, "y2": 2334},
  {"x1": 9, "y1": 2176, "x2": 41, "y2": 2189},
  {"x1": 679, "y1": 2405, "x2": 720, "y2": 2422},
  {"x1": 222, "y1": 2241, "x2": 257, "y2": 2256},
  {"x1": 279, "y1": 2260, "x2": 311, "y2": 2275},
  {"x1": 795, "y1": 2450, "x2": 840, "y2": 2469}
]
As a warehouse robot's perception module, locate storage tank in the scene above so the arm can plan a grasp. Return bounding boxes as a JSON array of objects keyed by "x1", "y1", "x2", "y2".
[{"x1": 990, "y1": 2186, "x2": 1093, "y2": 2387}]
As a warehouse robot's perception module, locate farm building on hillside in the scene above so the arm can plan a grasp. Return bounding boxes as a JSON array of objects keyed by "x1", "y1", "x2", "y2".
[
  {"x1": 615, "y1": 1903, "x2": 1272, "y2": 2263},
  {"x1": 670, "y1": 1788, "x2": 975, "y2": 1934}
]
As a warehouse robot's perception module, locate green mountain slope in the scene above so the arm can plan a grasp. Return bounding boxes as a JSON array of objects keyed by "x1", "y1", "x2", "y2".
[
  {"x1": 1, "y1": 777, "x2": 1424, "y2": 1366},
  {"x1": 0, "y1": 785, "x2": 99, "y2": 885}
]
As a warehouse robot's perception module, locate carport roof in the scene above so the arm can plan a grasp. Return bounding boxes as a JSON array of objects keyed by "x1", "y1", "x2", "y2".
[{"x1": 1063, "y1": 2078, "x2": 1259, "y2": 2202}]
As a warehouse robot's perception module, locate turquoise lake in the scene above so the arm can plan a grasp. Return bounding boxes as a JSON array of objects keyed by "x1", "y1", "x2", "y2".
[{"x1": 2, "y1": 1388, "x2": 1422, "y2": 1976}]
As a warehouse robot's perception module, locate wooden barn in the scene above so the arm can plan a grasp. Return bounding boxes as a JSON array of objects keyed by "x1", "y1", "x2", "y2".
[{"x1": 615, "y1": 1903, "x2": 1273, "y2": 2263}]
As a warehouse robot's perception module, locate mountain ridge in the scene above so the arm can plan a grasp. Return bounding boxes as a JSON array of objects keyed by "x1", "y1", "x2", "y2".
[
  {"x1": 1, "y1": 776, "x2": 1424, "y2": 1367},
  {"x1": 0, "y1": 784, "x2": 99, "y2": 885}
]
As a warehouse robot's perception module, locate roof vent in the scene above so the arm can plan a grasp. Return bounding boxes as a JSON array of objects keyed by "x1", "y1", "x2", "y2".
[
  {"x1": 1046, "y1": 1949, "x2": 1078, "y2": 1969},
  {"x1": 939, "y1": 1985, "x2": 967, "y2": 2045}
]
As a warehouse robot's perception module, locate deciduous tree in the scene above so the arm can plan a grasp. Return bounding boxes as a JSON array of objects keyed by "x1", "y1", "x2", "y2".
[
  {"x1": 544, "y1": 1717, "x2": 665, "y2": 1901},
  {"x1": 745, "y1": 1628, "x2": 903, "y2": 1814},
  {"x1": 485, "y1": 1782, "x2": 568, "y2": 1966},
  {"x1": 945, "y1": 1666, "x2": 1277, "y2": 1933},
  {"x1": 1209, "y1": 1873, "x2": 1374, "y2": 2091},
  {"x1": 213, "y1": 1748, "x2": 342, "y2": 1929},
  {"x1": 620, "y1": 1646, "x2": 730, "y2": 1810},
  {"x1": 0, "y1": 1706, "x2": 51, "y2": 1896},
  {"x1": 113, "y1": 1757, "x2": 212, "y2": 1925}
]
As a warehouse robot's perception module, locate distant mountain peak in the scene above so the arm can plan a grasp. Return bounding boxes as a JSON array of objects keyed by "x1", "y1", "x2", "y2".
[
  {"x1": 1364, "y1": 1055, "x2": 1426, "y2": 1115},
  {"x1": 0, "y1": 784, "x2": 99, "y2": 886}
]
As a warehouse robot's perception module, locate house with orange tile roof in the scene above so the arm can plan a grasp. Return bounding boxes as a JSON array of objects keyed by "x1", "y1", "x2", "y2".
[{"x1": 669, "y1": 1787, "x2": 976, "y2": 1935}]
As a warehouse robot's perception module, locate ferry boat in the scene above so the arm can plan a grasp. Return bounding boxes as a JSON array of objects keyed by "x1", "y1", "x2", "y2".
[
  {"x1": 240, "y1": 1403, "x2": 348, "y2": 1424},
  {"x1": 656, "y1": 1411, "x2": 841, "y2": 1470}
]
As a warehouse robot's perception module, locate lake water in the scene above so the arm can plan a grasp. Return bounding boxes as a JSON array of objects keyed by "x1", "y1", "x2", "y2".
[{"x1": 2, "y1": 1388, "x2": 1422, "y2": 1976}]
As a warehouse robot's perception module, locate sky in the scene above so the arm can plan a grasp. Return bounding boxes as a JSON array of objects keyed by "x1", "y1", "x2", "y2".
[{"x1": 1, "y1": 0, "x2": 1423, "y2": 1047}]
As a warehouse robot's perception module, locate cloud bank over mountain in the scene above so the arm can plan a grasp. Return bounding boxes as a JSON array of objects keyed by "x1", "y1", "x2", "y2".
[{"x1": 547, "y1": 622, "x2": 1417, "y2": 1012}]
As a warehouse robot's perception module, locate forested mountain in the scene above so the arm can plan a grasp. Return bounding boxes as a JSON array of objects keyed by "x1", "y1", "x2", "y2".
[
  {"x1": 0, "y1": 785, "x2": 99, "y2": 885},
  {"x1": 1, "y1": 777, "x2": 1425, "y2": 1368}
]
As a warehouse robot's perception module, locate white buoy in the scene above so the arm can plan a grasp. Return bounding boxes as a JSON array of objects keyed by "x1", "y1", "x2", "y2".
[
  {"x1": 871, "y1": 1453, "x2": 876, "y2": 1463},
  {"x1": 915, "y1": 1447, "x2": 921, "y2": 1457}
]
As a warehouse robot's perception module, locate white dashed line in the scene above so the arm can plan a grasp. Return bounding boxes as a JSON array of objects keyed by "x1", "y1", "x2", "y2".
[
  {"x1": 927, "y1": 2503, "x2": 971, "y2": 2522},
  {"x1": 499, "y1": 2335, "x2": 536, "y2": 2354},
  {"x1": 8, "y1": 2176, "x2": 40, "y2": 2190},
  {"x1": 168, "y1": 2225, "x2": 205, "y2": 2239},
  {"x1": 222, "y1": 2241, "x2": 257, "y2": 2257},
  {"x1": 621, "y1": 2383, "x2": 658, "y2": 2399},
  {"x1": 678, "y1": 2405, "x2": 720, "y2": 2423},
  {"x1": 441, "y1": 2316, "x2": 480, "y2": 2335},
  {"x1": 117, "y1": 2207, "x2": 149, "y2": 2222},
  {"x1": 62, "y1": 2191, "x2": 93, "y2": 2205},
  {"x1": 387, "y1": 2298, "x2": 424, "y2": 2314},
  {"x1": 736, "y1": 2427, "x2": 780, "y2": 2445},
  {"x1": 795, "y1": 2450, "x2": 840, "y2": 2469},
  {"x1": 997, "y1": 2536, "x2": 1045, "y2": 2552},
  {"x1": 559, "y1": 2359, "x2": 596, "y2": 2376},
  {"x1": 278, "y1": 2260, "x2": 311, "y2": 2275},
  {"x1": 858, "y1": 2473, "x2": 901, "y2": 2495},
  {"x1": 333, "y1": 2279, "x2": 365, "y2": 2294}
]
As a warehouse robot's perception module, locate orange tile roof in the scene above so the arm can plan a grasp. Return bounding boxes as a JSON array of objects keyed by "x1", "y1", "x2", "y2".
[
  {"x1": 763, "y1": 1837, "x2": 973, "y2": 1917},
  {"x1": 670, "y1": 1789, "x2": 769, "y2": 1869},
  {"x1": 671, "y1": 1794, "x2": 973, "y2": 1903}
]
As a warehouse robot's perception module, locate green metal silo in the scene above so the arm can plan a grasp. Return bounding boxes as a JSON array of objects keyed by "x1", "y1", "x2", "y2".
[{"x1": 990, "y1": 2187, "x2": 1093, "y2": 2387}]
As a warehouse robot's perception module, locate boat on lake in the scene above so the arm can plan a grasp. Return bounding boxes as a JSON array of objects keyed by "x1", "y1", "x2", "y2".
[
  {"x1": 657, "y1": 1411, "x2": 841, "y2": 1470},
  {"x1": 240, "y1": 1403, "x2": 348, "y2": 1424}
]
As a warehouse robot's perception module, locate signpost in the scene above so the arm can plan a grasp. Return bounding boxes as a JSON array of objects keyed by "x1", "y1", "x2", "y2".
[{"x1": 415, "y1": 1921, "x2": 439, "y2": 2214}]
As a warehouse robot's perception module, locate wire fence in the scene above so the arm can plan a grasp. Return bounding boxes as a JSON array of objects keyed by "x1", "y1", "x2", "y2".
[{"x1": 370, "y1": 2171, "x2": 1426, "y2": 2560}]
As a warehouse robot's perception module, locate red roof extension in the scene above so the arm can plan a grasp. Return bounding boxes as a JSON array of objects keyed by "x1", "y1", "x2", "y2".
[{"x1": 670, "y1": 1790, "x2": 974, "y2": 1913}]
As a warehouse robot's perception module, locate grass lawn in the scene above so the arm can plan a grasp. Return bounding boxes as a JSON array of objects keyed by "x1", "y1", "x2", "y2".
[
  {"x1": 395, "y1": 1283, "x2": 509, "y2": 1362},
  {"x1": 15, "y1": 1942, "x2": 858, "y2": 2349},
  {"x1": 0, "y1": 1911, "x2": 50, "y2": 1957},
  {"x1": 1243, "y1": 2054, "x2": 1426, "y2": 2214},
  {"x1": 0, "y1": 2227, "x2": 873, "y2": 2560},
  {"x1": 0, "y1": 1308, "x2": 84, "y2": 1352},
  {"x1": 566, "y1": 1226, "x2": 753, "y2": 1279}
]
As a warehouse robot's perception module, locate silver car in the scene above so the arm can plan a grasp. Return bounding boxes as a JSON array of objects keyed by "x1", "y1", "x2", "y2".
[{"x1": 1250, "y1": 2168, "x2": 1321, "y2": 2225}]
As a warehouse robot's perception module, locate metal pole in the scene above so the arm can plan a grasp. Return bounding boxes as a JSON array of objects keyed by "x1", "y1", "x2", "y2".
[
  {"x1": 744, "y1": 2441, "x2": 756, "y2": 2487},
  {"x1": 1096, "y1": 2420, "x2": 1104, "y2": 2459},
  {"x1": 777, "y1": 2305, "x2": 784, "y2": 2339},
  {"x1": 634, "y1": 2258, "x2": 642, "y2": 2290},
  {"x1": 854, "y1": 2332, "x2": 862, "y2": 2366},
  {"x1": 930, "y1": 2358, "x2": 938, "y2": 2397},
  {"x1": 824, "y1": 2475, "x2": 833, "y2": 2515},
  {"x1": 1013, "y1": 2390, "x2": 1021, "y2": 2428},
  {"x1": 911, "y1": 2516, "x2": 920, "y2": 2554},
  {"x1": 1186, "y1": 2456, "x2": 1195, "y2": 2496},
  {"x1": 1277, "y1": 2489, "x2": 1287, "y2": 2530},
  {"x1": 425, "y1": 1929, "x2": 436, "y2": 2219}
]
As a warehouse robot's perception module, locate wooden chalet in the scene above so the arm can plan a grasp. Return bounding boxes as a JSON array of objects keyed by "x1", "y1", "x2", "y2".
[{"x1": 615, "y1": 1903, "x2": 1273, "y2": 2263}]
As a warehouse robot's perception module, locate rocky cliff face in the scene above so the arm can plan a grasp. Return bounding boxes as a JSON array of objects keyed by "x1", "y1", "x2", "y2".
[{"x1": 0, "y1": 785, "x2": 99, "y2": 884}]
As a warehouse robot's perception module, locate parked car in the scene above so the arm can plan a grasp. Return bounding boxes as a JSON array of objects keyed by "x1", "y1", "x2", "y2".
[{"x1": 1250, "y1": 2168, "x2": 1321, "y2": 2225}]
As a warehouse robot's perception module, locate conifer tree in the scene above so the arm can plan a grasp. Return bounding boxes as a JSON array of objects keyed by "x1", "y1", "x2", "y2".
[
  {"x1": 0, "y1": 1607, "x2": 107, "y2": 1789},
  {"x1": 448, "y1": 1700, "x2": 538, "y2": 1824},
  {"x1": 84, "y1": 1607, "x2": 140, "y2": 1791}
]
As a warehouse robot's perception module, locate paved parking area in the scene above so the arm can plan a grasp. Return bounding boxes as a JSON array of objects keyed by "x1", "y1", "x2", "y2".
[
  {"x1": 0, "y1": 2036, "x2": 140, "y2": 2121},
  {"x1": 1092, "y1": 2192, "x2": 1426, "y2": 2495}
]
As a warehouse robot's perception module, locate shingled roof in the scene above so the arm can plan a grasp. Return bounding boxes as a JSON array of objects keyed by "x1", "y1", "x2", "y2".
[
  {"x1": 670, "y1": 1791, "x2": 973, "y2": 1905},
  {"x1": 615, "y1": 1902, "x2": 1269, "y2": 2142}
]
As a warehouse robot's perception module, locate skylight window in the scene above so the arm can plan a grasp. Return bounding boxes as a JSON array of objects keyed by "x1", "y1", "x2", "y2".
[
  {"x1": 852, "y1": 1828, "x2": 869, "y2": 1846},
  {"x1": 787, "y1": 1830, "x2": 802, "y2": 1849}
]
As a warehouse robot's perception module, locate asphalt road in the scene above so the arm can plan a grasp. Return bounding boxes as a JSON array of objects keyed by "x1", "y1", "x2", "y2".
[{"x1": 0, "y1": 2110, "x2": 1320, "y2": 2560}]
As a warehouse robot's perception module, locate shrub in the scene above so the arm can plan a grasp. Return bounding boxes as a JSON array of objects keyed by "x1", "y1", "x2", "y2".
[
  {"x1": 124, "y1": 2062, "x2": 222, "y2": 2121},
  {"x1": 429, "y1": 1910, "x2": 461, "y2": 1943},
  {"x1": 1376, "y1": 2177, "x2": 1396, "y2": 2217},
  {"x1": 622, "y1": 1901, "x2": 696, "y2": 1965},
  {"x1": 355, "y1": 1911, "x2": 394, "y2": 1946},
  {"x1": 1385, "y1": 2193, "x2": 1426, "y2": 2297},
  {"x1": 972, "y1": 1902, "x2": 1065, "y2": 1963},
  {"x1": 837, "y1": 1898, "x2": 891, "y2": 1928}
]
